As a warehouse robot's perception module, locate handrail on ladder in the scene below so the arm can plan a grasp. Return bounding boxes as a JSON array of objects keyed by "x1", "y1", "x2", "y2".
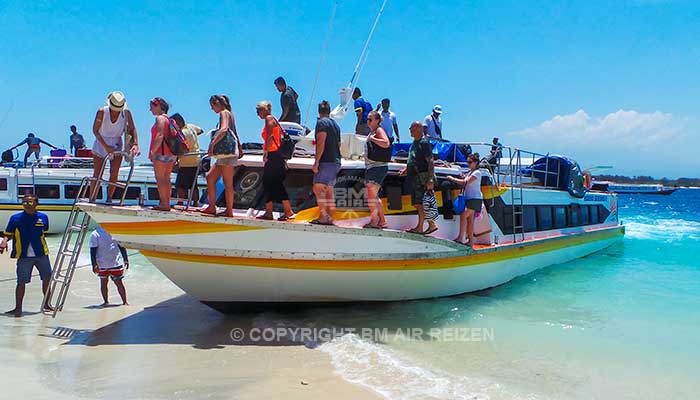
[{"x1": 43, "y1": 151, "x2": 135, "y2": 317}]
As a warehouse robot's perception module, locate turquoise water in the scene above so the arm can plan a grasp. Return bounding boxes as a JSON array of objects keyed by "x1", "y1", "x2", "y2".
[
  {"x1": 47, "y1": 189, "x2": 700, "y2": 399},
  {"x1": 290, "y1": 189, "x2": 700, "y2": 399}
]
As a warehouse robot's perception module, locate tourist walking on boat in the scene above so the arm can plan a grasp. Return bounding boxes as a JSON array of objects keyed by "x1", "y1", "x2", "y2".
[
  {"x1": 352, "y1": 88, "x2": 373, "y2": 136},
  {"x1": 0, "y1": 194, "x2": 52, "y2": 317},
  {"x1": 364, "y1": 111, "x2": 392, "y2": 229},
  {"x1": 69, "y1": 125, "x2": 85, "y2": 156},
  {"x1": 201, "y1": 95, "x2": 241, "y2": 217},
  {"x1": 148, "y1": 97, "x2": 175, "y2": 211},
  {"x1": 487, "y1": 137, "x2": 503, "y2": 168},
  {"x1": 10, "y1": 133, "x2": 58, "y2": 166},
  {"x1": 423, "y1": 105, "x2": 443, "y2": 140},
  {"x1": 91, "y1": 91, "x2": 140, "y2": 203},
  {"x1": 171, "y1": 113, "x2": 203, "y2": 206},
  {"x1": 90, "y1": 226, "x2": 129, "y2": 306},
  {"x1": 375, "y1": 98, "x2": 400, "y2": 142},
  {"x1": 311, "y1": 100, "x2": 342, "y2": 225},
  {"x1": 447, "y1": 153, "x2": 483, "y2": 247},
  {"x1": 400, "y1": 122, "x2": 438, "y2": 235},
  {"x1": 274, "y1": 76, "x2": 301, "y2": 124},
  {"x1": 256, "y1": 101, "x2": 295, "y2": 221}
]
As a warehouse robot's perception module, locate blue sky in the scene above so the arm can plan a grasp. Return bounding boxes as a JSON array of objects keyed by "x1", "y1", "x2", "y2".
[{"x1": 1, "y1": 0, "x2": 698, "y2": 177}]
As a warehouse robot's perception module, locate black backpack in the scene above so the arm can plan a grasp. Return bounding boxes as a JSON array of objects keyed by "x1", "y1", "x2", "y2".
[
  {"x1": 2, "y1": 150, "x2": 14, "y2": 163},
  {"x1": 273, "y1": 119, "x2": 296, "y2": 160}
]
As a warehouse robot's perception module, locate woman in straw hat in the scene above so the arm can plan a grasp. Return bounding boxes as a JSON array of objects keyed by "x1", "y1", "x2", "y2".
[{"x1": 91, "y1": 91, "x2": 140, "y2": 203}]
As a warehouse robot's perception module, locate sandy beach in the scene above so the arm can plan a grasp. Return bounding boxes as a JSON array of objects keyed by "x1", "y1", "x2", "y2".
[{"x1": 0, "y1": 253, "x2": 382, "y2": 400}]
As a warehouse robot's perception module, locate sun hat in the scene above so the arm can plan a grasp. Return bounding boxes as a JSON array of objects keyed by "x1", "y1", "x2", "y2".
[
  {"x1": 433, "y1": 105, "x2": 443, "y2": 114},
  {"x1": 107, "y1": 91, "x2": 127, "y2": 111}
]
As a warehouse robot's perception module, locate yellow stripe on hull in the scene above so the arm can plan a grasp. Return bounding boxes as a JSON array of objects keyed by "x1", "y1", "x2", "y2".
[
  {"x1": 140, "y1": 226, "x2": 624, "y2": 271},
  {"x1": 100, "y1": 220, "x2": 265, "y2": 235}
]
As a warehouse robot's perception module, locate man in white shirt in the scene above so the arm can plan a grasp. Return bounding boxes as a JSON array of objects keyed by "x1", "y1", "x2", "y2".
[
  {"x1": 423, "y1": 105, "x2": 443, "y2": 140},
  {"x1": 89, "y1": 226, "x2": 129, "y2": 306},
  {"x1": 375, "y1": 98, "x2": 400, "y2": 142}
]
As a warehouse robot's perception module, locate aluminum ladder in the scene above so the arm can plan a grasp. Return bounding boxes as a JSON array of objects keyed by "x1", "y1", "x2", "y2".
[
  {"x1": 43, "y1": 151, "x2": 135, "y2": 317},
  {"x1": 509, "y1": 150, "x2": 525, "y2": 243}
]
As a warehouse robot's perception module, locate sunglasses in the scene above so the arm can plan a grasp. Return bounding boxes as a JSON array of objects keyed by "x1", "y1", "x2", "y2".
[
  {"x1": 467, "y1": 160, "x2": 477, "y2": 164},
  {"x1": 22, "y1": 201, "x2": 35, "y2": 206}
]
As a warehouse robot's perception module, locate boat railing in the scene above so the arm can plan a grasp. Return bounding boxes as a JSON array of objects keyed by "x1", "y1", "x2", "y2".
[{"x1": 447, "y1": 142, "x2": 562, "y2": 191}]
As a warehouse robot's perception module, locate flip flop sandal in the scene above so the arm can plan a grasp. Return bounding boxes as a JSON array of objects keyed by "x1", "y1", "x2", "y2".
[
  {"x1": 405, "y1": 228, "x2": 424, "y2": 234},
  {"x1": 278, "y1": 214, "x2": 296, "y2": 221},
  {"x1": 423, "y1": 226, "x2": 439, "y2": 235},
  {"x1": 363, "y1": 223, "x2": 381, "y2": 229},
  {"x1": 256, "y1": 214, "x2": 274, "y2": 220},
  {"x1": 310, "y1": 219, "x2": 333, "y2": 225},
  {"x1": 199, "y1": 208, "x2": 217, "y2": 216}
]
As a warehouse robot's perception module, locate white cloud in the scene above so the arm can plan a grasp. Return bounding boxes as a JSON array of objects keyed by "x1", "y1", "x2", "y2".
[{"x1": 505, "y1": 109, "x2": 698, "y2": 177}]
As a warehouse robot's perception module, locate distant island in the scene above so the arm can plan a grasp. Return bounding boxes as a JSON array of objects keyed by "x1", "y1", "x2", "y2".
[{"x1": 593, "y1": 175, "x2": 700, "y2": 187}]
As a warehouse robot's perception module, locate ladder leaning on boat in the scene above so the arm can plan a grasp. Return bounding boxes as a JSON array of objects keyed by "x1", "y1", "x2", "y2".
[{"x1": 43, "y1": 151, "x2": 136, "y2": 318}]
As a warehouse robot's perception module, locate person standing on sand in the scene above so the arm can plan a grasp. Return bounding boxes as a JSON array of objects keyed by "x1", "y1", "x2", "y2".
[
  {"x1": 0, "y1": 194, "x2": 53, "y2": 317},
  {"x1": 90, "y1": 226, "x2": 129, "y2": 306}
]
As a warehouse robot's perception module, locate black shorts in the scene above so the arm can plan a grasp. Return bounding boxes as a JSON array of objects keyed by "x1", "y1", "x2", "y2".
[{"x1": 175, "y1": 166, "x2": 198, "y2": 190}]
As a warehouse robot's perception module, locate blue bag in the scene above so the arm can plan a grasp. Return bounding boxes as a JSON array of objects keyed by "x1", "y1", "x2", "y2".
[{"x1": 453, "y1": 194, "x2": 467, "y2": 214}]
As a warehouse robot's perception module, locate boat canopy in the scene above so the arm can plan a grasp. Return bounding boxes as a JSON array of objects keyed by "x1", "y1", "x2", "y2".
[{"x1": 521, "y1": 155, "x2": 587, "y2": 198}]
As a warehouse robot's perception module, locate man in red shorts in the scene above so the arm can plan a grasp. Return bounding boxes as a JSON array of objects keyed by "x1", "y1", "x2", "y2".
[{"x1": 89, "y1": 226, "x2": 129, "y2": 306}]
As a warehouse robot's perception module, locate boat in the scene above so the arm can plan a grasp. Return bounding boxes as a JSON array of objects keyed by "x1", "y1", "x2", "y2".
[
  {"x1": 0, "y1": 155, "x2": 205, "y2": 233},
  {"x1": 76, "y1": 138, "x2": 624, "y2": 312},
  {"x1": 591, "y1": 180, "x2": 678, "y2": 195}
]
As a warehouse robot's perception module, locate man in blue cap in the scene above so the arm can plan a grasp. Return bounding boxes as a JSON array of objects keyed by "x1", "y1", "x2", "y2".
[{"x1": 0, "y1": 194, "x2": 53, "y2": 317}]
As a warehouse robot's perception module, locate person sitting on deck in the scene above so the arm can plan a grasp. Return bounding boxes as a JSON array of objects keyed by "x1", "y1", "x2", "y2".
[
  {"x1": 311, "y1": 100, "x2": 342, "y2": 225},
  {"x1": 10, "y1": 133, "x2": 58, "y2": 166},
  {"x1": 447, "y1": 153, "x2": 483, "y2": 248},
  {"x1": 0, "y1": 194, "x2": 53, "y2": 317},
  {"x1": 352, "y1": 87, "x2": 373, "y2": 136},
  {"x1": 90, "y1": 226, "x2": 129, "y2": 306},
  {"x1": 400, "y1": 122, "x2": 438, "y2": 235}
]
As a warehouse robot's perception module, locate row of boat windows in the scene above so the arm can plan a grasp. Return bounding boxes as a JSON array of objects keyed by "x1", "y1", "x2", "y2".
[
  {"x1": 11, "y1": 183, "x2": 182, "y2": 202},
  {"x1": 488, "y1": 203, "x2": 609, "y2": 234}
]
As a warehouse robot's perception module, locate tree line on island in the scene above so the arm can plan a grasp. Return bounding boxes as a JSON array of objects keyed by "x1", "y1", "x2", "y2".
[{"x1": 593, "y1": 175, "x2": 700, "y2": 188}]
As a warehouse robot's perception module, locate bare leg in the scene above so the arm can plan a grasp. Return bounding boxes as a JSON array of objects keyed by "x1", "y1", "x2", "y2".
[
  {"x1": 325, "y1": 185, "x2": 336, "y2": 222},
  {"x1": 91, "y1": 156, "x2": 106, "y2": 200},
  {"x1": 100, "y1": 278, "x2": 109, "y2": 305},
  {"x1": 41, "y1": 279, "x2": 53, "y2": 311},
  {"x1": 466, "y1": 209, "x2": 476, "y2": 246},
  {"x1": 313, "y1": 184, "x2": 329, "y2": 221},
  {"x1": 203, "y1": 166, "x2": 222, "y2": 213},
  {"x1": 281, "y1": 200, "x2": 294, "y2": 217},
  {"x1": 414, "y1": 204, "x2": 425, "y2": 232},
  {"x1": 221, "y1": 165, "x2": 235, "y2": 217},
  {"x1": 5, "y1": 284, "x2": 26, "y2": 317},
  {"x1": 455, "y1": 212, "x2": 467, "y2": 242},
  {"x1": 366, "y1": 184, "x2": 378, "y2": 225},
  {"x1": 114, "y1": 279, "x2": 128, "y2": 305},
  {"x1": 107, "y1": 155, "x2": 123, "y2": 202}
]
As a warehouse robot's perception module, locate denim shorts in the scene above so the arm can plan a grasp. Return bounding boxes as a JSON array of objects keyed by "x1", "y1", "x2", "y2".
[
  {"x1": 16, "y1": 255, "x2": 52, "y2": 284},
  {"x1": 365, "y1": 165, "x2": 388, "y2": 186},
  {"x1": 215, "y1": 156, "x2": 238, "y2": 167},
  {"x1": 153, "y1": 154, "x2": 177, "y2": 163},
  {"x1": 313, "y1": 162, "x2": 341, "y2": 186}
]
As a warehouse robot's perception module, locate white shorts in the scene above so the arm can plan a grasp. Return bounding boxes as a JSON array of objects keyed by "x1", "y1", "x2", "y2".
[{"x1": 93, "y1": 136, "x2": 123, "y2": 159}]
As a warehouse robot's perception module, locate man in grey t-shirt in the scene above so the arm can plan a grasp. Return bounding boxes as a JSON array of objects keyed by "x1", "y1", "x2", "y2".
[
  {"x1": 311, "y1": 100, "x2": 341, "y2": 225},
  {"x1": 274, "y1": 76, "x2": 301, "y2": 123}
]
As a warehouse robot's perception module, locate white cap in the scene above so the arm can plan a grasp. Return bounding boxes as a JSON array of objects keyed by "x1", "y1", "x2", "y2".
[{"x1": 433, "y1": 105, "x2": 443, "y2": 114}]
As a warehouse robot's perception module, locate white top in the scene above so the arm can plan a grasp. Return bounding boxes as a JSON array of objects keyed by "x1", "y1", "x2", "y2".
[
  {"x1": 423, "y1": 114, "x2": 442, "y2": 139},
  {"x1": 464, "y1": 169, "x2": 483, "y2": 200},
  {"x1": 380, "y1": 110, "x2": 397, "y2": 137},
  {"x1": 89, "y1": 226, "x2": 123, "y2": 270},
  {"x1": 99, "y1": 106, "x2": 126, "y2": 138}
]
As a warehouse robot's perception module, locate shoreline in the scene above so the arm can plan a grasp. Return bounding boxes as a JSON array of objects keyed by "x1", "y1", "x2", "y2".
[{"x1": 0, "y1": 254, "x2": 383, "y2": 399}]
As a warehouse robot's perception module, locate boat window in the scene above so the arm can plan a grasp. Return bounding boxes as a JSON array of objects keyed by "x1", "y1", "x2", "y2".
[
  {"x1": 0, "y1": 178, "x2": 6, "y2": 191},
  {"x1": 65, "y1": 184, "x2": 103, "y2": 199},
  {"x1": 553, "y1": 206, "x2": 567, "y2": 228},
  {"x1": 231, "y1": 167, "x2": 315, "y2": 212},
  {"x1": 537, "y1": 206, "x2": 553, "y2": 230},
  {"x1": 580, "y1": 205, "x2": 590, "y2": 225},
  {"x1": 569, "y1": 205, "x2": 581, "y2": 227},
  {"x1": 18, "y1": 186, "x2": 34, "y2": 196},
  {"x1": 35, "y1": 184, "x2": 60, "y2": 199},
  {"x1": 589, "y1": 205, "x2": 599, "y2": 224},
  {"x1": 113, "y1": 186, "x2": 141, "y2": 200},
  {"x1": 523, "y1": 206, "x2": 537, "y2": 232},
  {"x1": 148, "y1": 187, "x2": 159, "y2": 200},
  {"x1": 382, "y1": 175, "x2": 404, "y2": 210}
]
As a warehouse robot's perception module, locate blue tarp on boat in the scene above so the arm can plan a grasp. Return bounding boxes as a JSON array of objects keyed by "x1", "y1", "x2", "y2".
[
  {"x1": 520, "y1": 155, "x2": 587, "y2": 198},
  {"x1": 392, "y1": 140, "x2": 469, "y2": 163}
]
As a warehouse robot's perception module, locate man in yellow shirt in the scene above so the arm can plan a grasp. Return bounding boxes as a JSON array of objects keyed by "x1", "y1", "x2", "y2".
[{"x1": 171, "y1": 114, "x2": 204, "y2": 206}]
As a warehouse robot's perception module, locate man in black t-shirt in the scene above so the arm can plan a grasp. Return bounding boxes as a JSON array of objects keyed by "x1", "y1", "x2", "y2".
[
  {"x1": 274, "y1": 76, "x2": 301, "y2": 124},
  {"x1": 311, "y1": 100, "x2": 341, "y2": 225},
  {"x1": 69, "y1": 125, "x2": 85, "y2": 156}
]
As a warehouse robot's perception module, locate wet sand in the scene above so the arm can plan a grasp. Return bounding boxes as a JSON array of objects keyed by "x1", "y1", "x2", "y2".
[{"x1": 0, "y1": 255, "x2": 382, "y2": 400}]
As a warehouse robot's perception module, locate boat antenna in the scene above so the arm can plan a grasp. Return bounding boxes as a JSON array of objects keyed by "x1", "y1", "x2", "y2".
[
  {"x1": 330, "y1": 0, "x2": 388, "y2": 121},
  {"x1": 304, "y1": 1, "x2": 339, "y2": 127},
  {"x1": 0, "y1": 101, "x2": 15, "y2": 131}
]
